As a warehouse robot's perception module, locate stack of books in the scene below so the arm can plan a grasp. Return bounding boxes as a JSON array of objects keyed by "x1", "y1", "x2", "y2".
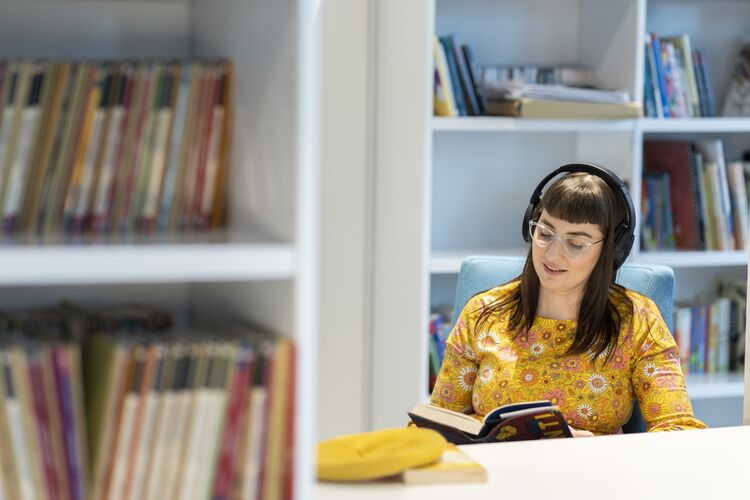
[{"x1": 482, "y1": 80, "x2": 641, "y2": 119}]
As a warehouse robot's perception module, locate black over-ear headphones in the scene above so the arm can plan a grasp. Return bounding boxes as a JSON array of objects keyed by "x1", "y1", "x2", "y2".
[{"x1": 521, "y1": 163, "x2": 636, "y2": 271}]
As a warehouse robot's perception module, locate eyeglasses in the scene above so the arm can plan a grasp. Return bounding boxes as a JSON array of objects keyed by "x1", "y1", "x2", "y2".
[{"x1": 528, "y1": 221, "x2": 604, "y2": 259}]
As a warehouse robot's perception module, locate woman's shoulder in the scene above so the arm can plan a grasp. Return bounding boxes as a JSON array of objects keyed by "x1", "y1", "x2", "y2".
[
  {"x1": 619, "y1": 287, "x2": 662, "y2": 317},
  {"x1": 462, "y1": 280, "x2": 519, "y2": 318},
  {"x1": 617, "y1": 287, "x2": 674, "y2": 348},
  {"x1": 468, "y1": 280, "x2": 519, "y2": 306}
]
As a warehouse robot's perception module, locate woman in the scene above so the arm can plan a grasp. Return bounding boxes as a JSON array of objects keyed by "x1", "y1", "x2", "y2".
[{"x1": 430, "y1": 169, "x2": 707, "y2": 435}]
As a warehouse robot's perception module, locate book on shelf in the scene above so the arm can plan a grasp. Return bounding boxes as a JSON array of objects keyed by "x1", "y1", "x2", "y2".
[
  {"x1": 485, "y1": 97, "x2": 641, "y2": 119},
  {"x1": 432, "y1": 37, "x2": 458, "y2": 117},
  {"x1": 401, "y1": 443, "x2": 486, "y2": 485},
  {"x1": 408, "y1": 401, "x2": 572, "y2": 445},
  {"x1": 484, "y1": 80, "x2": 630, "y2": 104},
  {"x1": 0, "y1": 59, "x2": 232, "y2": 238},
  {"x1": 438, "y1": 36, "x2": 468, "y2": 116},
  {"x1": 445, "y1": 34, "x2": 481, "y2": 117}
]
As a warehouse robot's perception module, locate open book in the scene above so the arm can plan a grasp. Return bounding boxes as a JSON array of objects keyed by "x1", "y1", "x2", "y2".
[{"x1": 408, "y1": 401, "x2": 572, "y2": 444}]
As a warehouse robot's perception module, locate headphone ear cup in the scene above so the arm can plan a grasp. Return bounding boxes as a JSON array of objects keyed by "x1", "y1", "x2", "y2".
[
  {"x1": 612, "y1": 225, "x2": 633, "y2": 270},
  {"x1": 521, "y1": 204, "x2": 535, "y2": 242}
]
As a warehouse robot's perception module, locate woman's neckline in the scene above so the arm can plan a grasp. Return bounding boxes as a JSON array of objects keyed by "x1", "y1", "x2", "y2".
[{"x1": 533, "y1": 315, "x2": 577, "y2": 325}]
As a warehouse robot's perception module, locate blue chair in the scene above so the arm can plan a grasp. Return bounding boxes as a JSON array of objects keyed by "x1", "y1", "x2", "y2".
[{"x1": 452, "y1": 256, "x2": 676, "y2": 434}]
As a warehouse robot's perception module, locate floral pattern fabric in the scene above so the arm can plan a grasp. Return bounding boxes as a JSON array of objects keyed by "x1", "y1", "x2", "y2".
[{"x1": 430, "y1": 282, "x2": 707, "y2": 434}]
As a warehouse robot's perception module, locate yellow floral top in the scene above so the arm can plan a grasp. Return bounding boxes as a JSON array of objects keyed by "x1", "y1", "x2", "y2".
[{"x1": 430, "y1": 282, "x2": 707, "y2": 434}]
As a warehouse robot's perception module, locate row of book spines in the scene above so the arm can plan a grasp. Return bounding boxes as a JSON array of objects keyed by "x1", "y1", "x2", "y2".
[
  {"x1": 0, "y1": 59, "x2": 230, "y2": 237},
  {"x1": 673, "y1": 295, "x2": 744, "y2": 375},
  {"x1": 88, "y1": 334, "x2": 296, "y2": 500},
  {"x1": 0, "y1": 333, "x2": 295, "y2": 500},
  {"x1": 643, "y1": 33, "x2": 715, "y2": 119},
  {"x1": 642, "y1": 140, "x2": 749, "y2": 251},
  {"x1": 432, "y1": 34, "x2": 487, "y2": 117}
]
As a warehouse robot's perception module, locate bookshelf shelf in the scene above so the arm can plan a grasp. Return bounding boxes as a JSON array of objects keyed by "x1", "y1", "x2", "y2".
[
  {"x1": 686, "y1": 373, "x2": 746, "y2": 400},
  {"x1": 430, "y1": 248, "x2": 527, "y2": 274},
  {"x1": 640, "y1": 118, "x2": 750, "y2": 134},
  {"x1": 432, "y1": 116, "x2": 636, "y2": 132},
  {"x1": 636, "y1": 250, "x2": 748, "y2": 268},
  {"x1": 0, "y1": 242, "x2": 295, "y2": 285}
]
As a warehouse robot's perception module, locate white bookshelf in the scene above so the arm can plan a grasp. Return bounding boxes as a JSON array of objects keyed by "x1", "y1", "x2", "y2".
[
  {"x1": 433, "y1": 116, "x2": 638, "y2": 132},
  {"x1": 637, "y1": 250, "x2": 748, "y2": 268},
  {"x1": 372, "y1": 0, "x2": 749, "y2": 430},
  {"x1": 686, "y1": 373, "x2": 746, "y2": 400},
  {"x1": 0, "y1": 242, "x2": 296, "y2": 285},
  {"x1": 0, "y1": 1, "x2": 320, "y2": 498},
  {"x1": 430, "y1": 248, "x2": 526, "y2": 274},
  {"x1": 640, "y1": 117, "x2": 750, "y2": 133}
]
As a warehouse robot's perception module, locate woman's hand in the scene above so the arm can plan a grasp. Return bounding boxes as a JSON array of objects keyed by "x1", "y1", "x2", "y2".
[{"x1": 569, "y1": 427, "x2": 594, "y2": 438}]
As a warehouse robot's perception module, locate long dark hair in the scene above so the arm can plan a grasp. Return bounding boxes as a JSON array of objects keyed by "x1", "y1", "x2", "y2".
[{"x1": 476, "y1": 172, "x2": 633, "y2": 363}]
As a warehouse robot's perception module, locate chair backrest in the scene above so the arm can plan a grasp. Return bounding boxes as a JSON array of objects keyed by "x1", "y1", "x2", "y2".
[
  {"x1": 451, "y1": 255, "x2": 676, "y2": 434},
  {"x1": 453, "y1": 256, "x2": 675, "y2": 331}
]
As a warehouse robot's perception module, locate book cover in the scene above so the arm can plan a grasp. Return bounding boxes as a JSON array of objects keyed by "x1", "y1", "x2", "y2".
[
  {"x1": 643, "y1": 41, "x2": 657, "y2": 118},
  {"x1": 408, "y1": 401, "x2": 572, "y2": 445},
  {"x1": 461, "y1": 44, "x2": 487, "y2": 116},
  {"x1": 439, "y1": 35, "x2": 467, "y2": 116},
  {"x1": 210, "y1": 61, "x2": 232, "y2": 230},
  {"x1": 0, "y1": 351, "x2": 22, "y2": 500},
  {"x1": 663, "y1": 35, "x2": 700, "y2": 116},
  {"x1": 695, "y1": 50, "x2": 715, "y2": 116},
  {"x1": 212, "y1": 344, "x2": 253, "y2": 500},
  {"x1": 447, "y1": 34, "x2": 480, "y2": 116},
  {"x1": 401, "y1": 443, "x2": 486, "y2": 485},
  {"x1": 649, "y1": 33, "x2": 670, "y2": 117},
  {"x1": 196, "y1": 64, "x2": 226, "y2": 230},
  {"x1": 643, "y1": 141, "x2": 701, "y2": 249},
  {"x1": 432, "y1": 37, "x2": 457, "y2": 117},
  {"x1": 3, "y1": 63, "x2": 46, "y2": 233}
]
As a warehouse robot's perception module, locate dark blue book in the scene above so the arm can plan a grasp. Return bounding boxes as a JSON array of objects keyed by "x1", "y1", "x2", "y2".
[
  {"x1": 461, "y1": 43, "x2": 487, "y2": 115},
  {"x1": 439, "y1": 35, "x2": 467, "y2": 116},
  {"x1": 643, "y1": 45, "x2": 657, "y2": 117},
  {"x1": 446, "y1": 34, "x2": 480, "y2": 115},
  {"x1": 650, "y1": 33, "x2": 670, "y2": 117}
]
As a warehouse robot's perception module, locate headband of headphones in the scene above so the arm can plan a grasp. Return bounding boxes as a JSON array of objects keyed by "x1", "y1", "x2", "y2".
[{"x1": 521, "y1": 163, "x2": 636, "y2": 271}]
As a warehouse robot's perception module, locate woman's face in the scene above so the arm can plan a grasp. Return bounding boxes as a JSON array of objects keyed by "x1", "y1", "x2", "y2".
[{"x1": 530, "y1": 210, "x2": 605, "y2": 298}]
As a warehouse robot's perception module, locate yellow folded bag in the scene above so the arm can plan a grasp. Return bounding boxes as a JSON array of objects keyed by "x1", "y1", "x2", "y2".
[{"x1": 317, "y1": 427, "x2": 447, "y2": 481}]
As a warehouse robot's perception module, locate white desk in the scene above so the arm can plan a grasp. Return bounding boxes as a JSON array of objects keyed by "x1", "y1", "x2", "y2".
[{"x1": 315, "y1": 426, "x2": 750, "y2": 499}]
